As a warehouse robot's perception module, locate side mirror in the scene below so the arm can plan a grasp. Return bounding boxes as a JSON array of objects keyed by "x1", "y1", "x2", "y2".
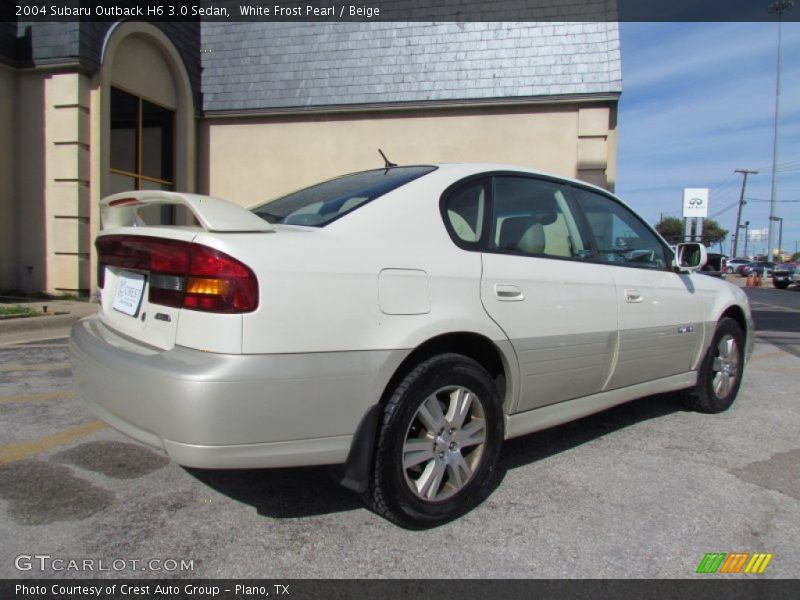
[{"x1": 674, "y1": 242, "x2": 707, "y2": 273}]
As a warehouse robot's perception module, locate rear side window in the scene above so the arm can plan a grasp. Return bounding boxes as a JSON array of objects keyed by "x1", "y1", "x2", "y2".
[
  {"x1": 251, "y1": 166, "x2": 436, "y2": 227},
  {"x1": 443, "y1": 179, "x2": 489, "y2": 244}
]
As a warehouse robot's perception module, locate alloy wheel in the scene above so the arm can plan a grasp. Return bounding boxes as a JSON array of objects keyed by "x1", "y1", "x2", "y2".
[
  {"x1": 402, "y1": 386, "x2": 487, "y2": 502},
  {"x1": 712, "y1": 334, "x2": 740, "y2": 398}
]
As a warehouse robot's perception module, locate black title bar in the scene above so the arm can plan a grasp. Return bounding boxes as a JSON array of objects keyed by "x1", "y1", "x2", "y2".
[{"x1": 5, "y1": 0, "x2": 800, "y2": 22}]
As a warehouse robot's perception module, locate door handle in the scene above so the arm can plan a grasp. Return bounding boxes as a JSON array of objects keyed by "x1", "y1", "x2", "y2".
[
  {"x1": 494, "y1": 284, "x2": 524, "y2": 301},
  {"x1": 624, "y1": 289, "x2": 643, "y2": 303}
]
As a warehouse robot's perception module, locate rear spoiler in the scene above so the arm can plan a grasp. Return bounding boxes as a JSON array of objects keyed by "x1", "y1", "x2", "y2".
[{"x1": 100, "y1": 191, "x2": 275, "y2": 233}]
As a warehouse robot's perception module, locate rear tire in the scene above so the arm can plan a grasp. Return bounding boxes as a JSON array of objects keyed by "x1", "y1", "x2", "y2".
[
  {"x1": 368, "y1": 354, "x2": 503, "y2": 528},
  {"x1": 774, "y1": 281, "x2": 789, "y2": 289},
  {"x1": 683, "y1": 317, "x2": 745, "y2": 413}
]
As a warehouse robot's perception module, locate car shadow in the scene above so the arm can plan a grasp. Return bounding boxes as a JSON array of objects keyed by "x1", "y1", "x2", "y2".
[
  {"x1": 498, "y1": 391, "x2": 686, "y2": 472},
  {"x1": 185, "y1": 391, "x2": 687, "y2": 521},
  {"x1": 184, "y1": 465, "x2": 363, "y2": 519}
]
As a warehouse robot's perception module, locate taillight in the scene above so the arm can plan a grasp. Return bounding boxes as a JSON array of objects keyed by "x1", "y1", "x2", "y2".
[
  {"x1": 95, "y1": 235, "x2": 258, "y2": 313},
  {"x1": 184, "y1": 244, "x2": 258, "y2": 313}
]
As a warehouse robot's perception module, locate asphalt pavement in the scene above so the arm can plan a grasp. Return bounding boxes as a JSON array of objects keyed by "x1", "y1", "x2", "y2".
[
  {"x1": 0, "y1": 283, "x2": 798, "y2": 578},
  {"x1": 743, "y1": 284, "x2": 800, "y2": 357}
]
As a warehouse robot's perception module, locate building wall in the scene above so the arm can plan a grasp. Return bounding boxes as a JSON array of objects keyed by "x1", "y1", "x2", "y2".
[
  {"x1": 8, "y1": 70, "x2": 91, "y2": 295},
  {"x1": 199, "y1": 102, "x2": 616, "y2": 206},
  {"x1": 15, "y1": 71, "x2": 47, "y2": 292},
  {"x1": 0, "y1": 65, "x2": 16, "y2": 289}
]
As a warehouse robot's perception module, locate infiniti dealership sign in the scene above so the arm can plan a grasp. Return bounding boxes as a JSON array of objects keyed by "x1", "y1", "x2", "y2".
[{"x1": 683, "y1": 188, "x2": 709, "y2": 218}]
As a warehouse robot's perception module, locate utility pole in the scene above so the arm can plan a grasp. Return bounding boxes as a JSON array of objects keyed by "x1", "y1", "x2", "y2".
[
  {"x1": 767, "y1": 0, "x2": 794, "y2": 259},
  {"x1": 770, "y1": 216, "x2": 784, "y2": 262},
  {"x1": 732, "y1": 169, "x2": 757, "y2": 257},
  {"x1": 740, "y1": 221, "x2": 751, "y2": 258}
]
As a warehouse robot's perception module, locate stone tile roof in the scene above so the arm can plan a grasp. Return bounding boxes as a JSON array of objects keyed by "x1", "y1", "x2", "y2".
[{"x1": 201, "y1": 22, "x2": 621, "y2": 112}]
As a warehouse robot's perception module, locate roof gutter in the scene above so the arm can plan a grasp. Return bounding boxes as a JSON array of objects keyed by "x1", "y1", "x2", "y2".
[{"x1": 201, "y1": 92, "x2": 621, "y2": 120}]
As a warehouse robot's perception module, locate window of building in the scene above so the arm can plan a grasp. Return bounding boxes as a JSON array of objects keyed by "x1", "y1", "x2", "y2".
[{"x1": 109, "y1": 87, "x2": 175, "y2": 222}]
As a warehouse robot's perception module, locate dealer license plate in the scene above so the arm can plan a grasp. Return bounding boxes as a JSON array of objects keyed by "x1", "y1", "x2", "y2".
[{"x1": 112, "y1": 271, "x2": 146, "y2": 317}]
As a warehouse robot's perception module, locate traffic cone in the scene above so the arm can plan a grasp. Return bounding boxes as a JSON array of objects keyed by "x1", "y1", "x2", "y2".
[
  {"x1": 746, "y1": 273, "x2": 753, "y2": 287},
  {"x1": 755, "y1": 272, "x2": 762, "y2": 287}
]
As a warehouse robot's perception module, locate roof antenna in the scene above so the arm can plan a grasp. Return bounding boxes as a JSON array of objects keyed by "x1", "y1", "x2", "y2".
[{"x1": 378, "y1": 148, "x2": 397, "y2": 168}]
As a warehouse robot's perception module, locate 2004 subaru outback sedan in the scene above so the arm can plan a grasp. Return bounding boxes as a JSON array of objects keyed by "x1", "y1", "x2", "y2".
[{"x1": 71, "y1": 164, "x2": 754, "y2": 528}]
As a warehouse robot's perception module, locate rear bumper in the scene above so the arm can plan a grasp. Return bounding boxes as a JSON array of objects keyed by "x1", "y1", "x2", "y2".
[{"x1": 69, "y1": 315, "x2": 406, "y2": 468}]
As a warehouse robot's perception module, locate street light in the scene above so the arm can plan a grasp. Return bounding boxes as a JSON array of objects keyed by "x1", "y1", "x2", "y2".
[
  {"x1": 767, "y1": 0, "x2": 794, "y2": 260},
  {"x1": 769, "y1": 216, "x2": 784, "y2": 262}
]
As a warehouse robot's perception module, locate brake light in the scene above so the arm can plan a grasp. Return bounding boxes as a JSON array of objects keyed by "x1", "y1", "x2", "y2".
[{"x1": 95, "y1": 235, "x2": 258, "y2": 313}]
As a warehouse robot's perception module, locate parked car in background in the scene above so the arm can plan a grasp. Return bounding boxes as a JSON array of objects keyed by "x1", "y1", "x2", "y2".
[
  {"x1": 70, "y1": 163, "x2": 754, "y2": 527},
  {"x1": 700, "y1": 253, "x2": 727, "y2": 278},
  {"x1": 726, "y1": 258, "x2": 752, "y2": 275},
  {"x1": 773, "y1": 263, "x2": 797, "y2": 289},
  {"x1": 742, "y1": 261, "x2": 775, "y2": 278}
]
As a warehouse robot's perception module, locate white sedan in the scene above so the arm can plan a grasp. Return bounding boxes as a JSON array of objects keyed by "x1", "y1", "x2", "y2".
[{"x1": 70, "y1": 164, "x2": 753, "y2": 527}]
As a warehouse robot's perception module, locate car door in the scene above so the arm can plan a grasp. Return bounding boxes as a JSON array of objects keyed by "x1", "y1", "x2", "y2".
[
  {"x1": 571, "y1": 186, "x2": 705, "y2": 389},
  {"x1": 452, "y1": 175, "x2": 619, "y2": 413}
]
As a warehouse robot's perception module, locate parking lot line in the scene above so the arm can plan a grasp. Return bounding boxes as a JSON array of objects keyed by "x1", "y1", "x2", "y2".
[
  {"x1": 0, "y1": 390, "x2": 75, "y2": 404},
  {"x1": 0, "y1": 361, "x2": 71, "y2": 373},
  {"x1": 750, "y1": 301, "x2": 797, "y2": 312},
  {"x1": 0, "y1": 421, "x2": 107, "y2": 464},
  {"x1": 4, "y1": 343, "x2": 69, "y2": 348},
  {"x1": 750, "y1": 350, "x2": 793, "y2": 362},
  {"x1": 756, "y1": 366, "x2": 800, "y2": 374}
]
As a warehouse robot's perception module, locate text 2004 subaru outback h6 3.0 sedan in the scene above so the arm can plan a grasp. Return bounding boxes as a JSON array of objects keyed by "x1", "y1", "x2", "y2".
[{"x1": 70, "y1": 164, "x2": 754, "y2": 528}]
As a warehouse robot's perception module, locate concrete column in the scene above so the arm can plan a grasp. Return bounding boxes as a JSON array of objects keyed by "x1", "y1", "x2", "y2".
[
  {"x1": 44, "y1": 73, "x2": 91, "y2": 296},
  {"x1": 576, "y1": 106, "x2": 614, "y2": 190}
]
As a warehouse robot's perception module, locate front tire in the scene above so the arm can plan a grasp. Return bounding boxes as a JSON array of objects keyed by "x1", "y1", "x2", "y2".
[
  {"x1": 774, "y1": 281, "x2": 789, "y2": 289},
  {"x1": 368, "y1": 354, "x2": 503, "y2": 528},
  {"x1": 683, "y1": 318, "x2": 745, "y2": 413}
]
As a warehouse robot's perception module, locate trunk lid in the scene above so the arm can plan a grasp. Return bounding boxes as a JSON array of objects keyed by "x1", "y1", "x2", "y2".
[{"x1": 96, "y1": 192, "x2": 271, "y2": 351}]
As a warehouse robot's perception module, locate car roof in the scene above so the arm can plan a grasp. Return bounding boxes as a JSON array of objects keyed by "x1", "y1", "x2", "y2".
[{"x1": 430, "y1": 163, "x2": 614, "y2": 196}]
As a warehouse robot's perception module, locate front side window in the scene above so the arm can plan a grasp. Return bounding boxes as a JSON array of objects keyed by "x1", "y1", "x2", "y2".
[
  {"x1": 572, "y1": 187, "x2": 669, "y2": 270},
  {"x1": 490, "y1": 177, "x2": 588, "y2": 259},
  {"x1": 251, "y1": 166, "x2": 436, "y2": 227}
]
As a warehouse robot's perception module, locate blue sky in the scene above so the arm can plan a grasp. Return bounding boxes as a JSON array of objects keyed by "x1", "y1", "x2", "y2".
[{"x1": 616, "y1": 22, "x2": 800, "y2": 258}]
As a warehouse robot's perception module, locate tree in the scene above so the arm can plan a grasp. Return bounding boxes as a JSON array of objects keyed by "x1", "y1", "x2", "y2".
[
  {"x1": 654, "y1": 216, "x2": 684, "y2": 244},
  {"x1": 654, "y1": 216, "x2": 728, "y2": 248},
  {"x1": 701, "y1": 219, "x2": 728, "y2": 248}
]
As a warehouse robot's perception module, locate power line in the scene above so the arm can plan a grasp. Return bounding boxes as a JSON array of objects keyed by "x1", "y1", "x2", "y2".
[
  {"x1": 745, "y1": 198, "x2": 800, "y2": 202},
  {"x1": 710, "y1": 200, "x2": 740, "y2": 218}
]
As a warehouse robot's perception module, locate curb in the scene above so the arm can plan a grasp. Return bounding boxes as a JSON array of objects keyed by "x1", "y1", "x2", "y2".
[
  {"x1": 0, "y1": 313, "x2": 84, "y2": 335},
  {"x1": 0, "y1": 306, "x2": 98, "y2": 335}
]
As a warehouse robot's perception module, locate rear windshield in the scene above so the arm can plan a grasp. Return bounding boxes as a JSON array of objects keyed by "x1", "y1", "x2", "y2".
[{"x1": 251, "y1": 166, "x2": 437, "y2": 227}]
